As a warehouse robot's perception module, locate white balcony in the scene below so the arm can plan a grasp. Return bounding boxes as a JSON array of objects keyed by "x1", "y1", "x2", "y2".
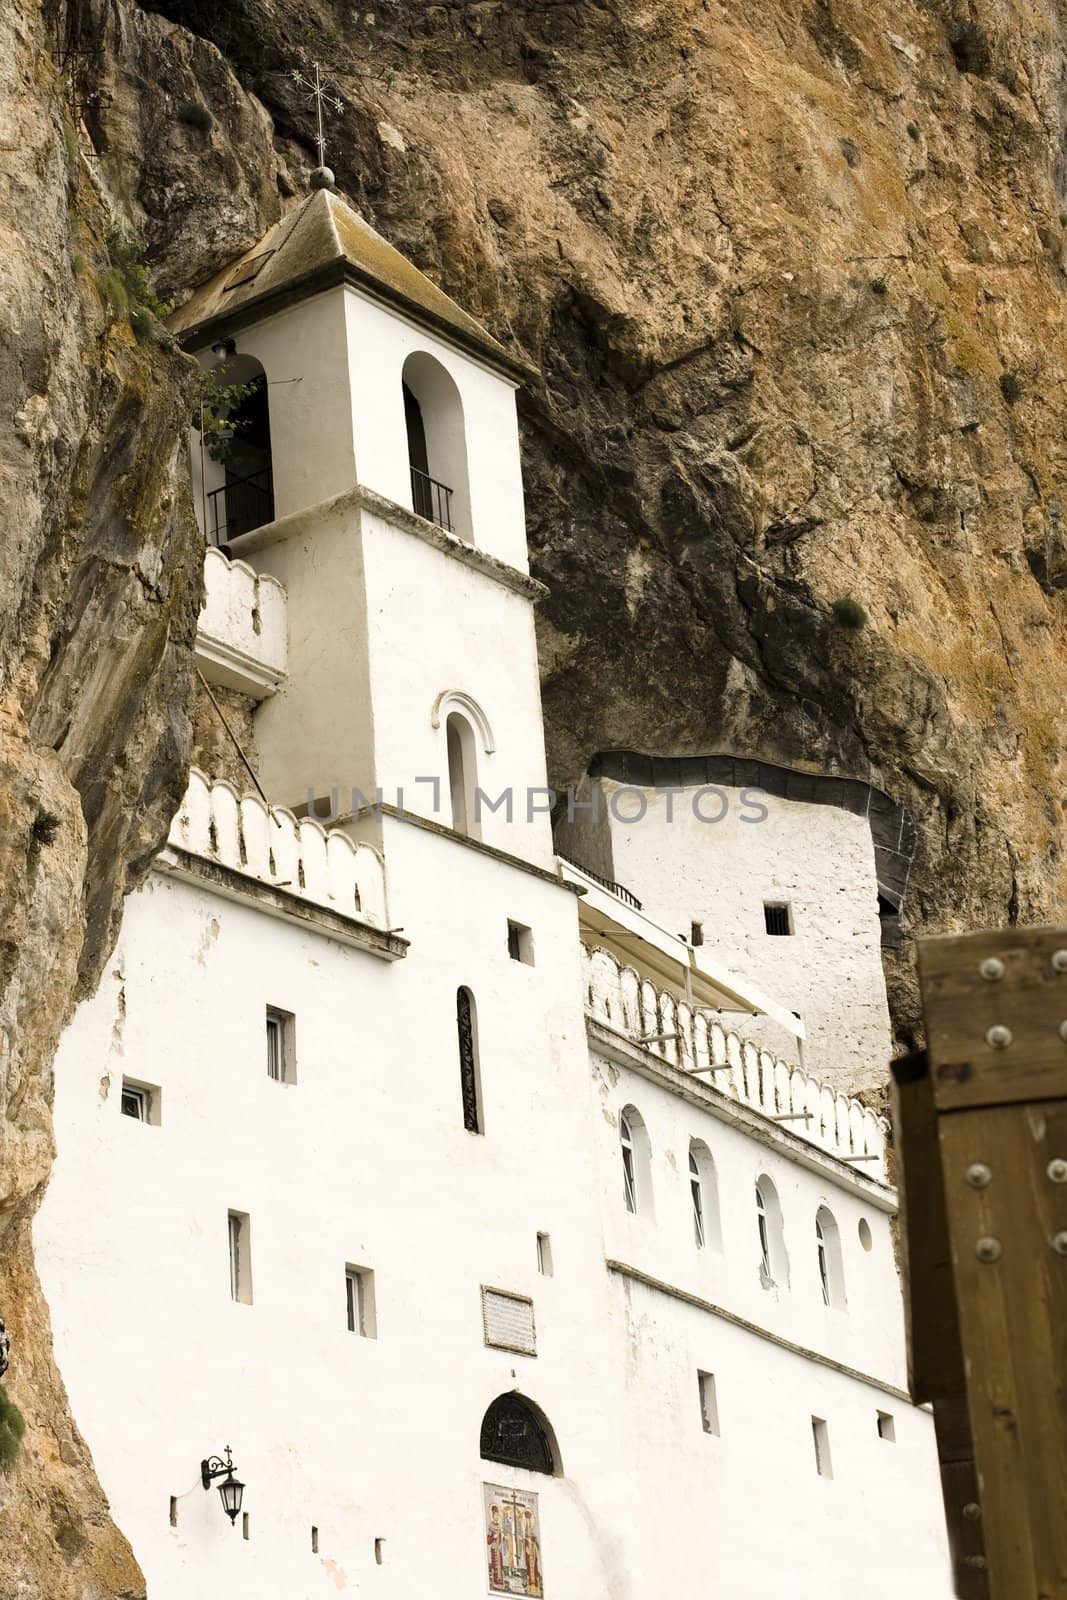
[{"x1": 195, "y1": 547, "x2": 287, "y2": 700}]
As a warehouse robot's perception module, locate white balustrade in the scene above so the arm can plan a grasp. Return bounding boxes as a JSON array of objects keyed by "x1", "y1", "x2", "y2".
[
  {"x1": 196, "y1": 548, "x2": 287, "y2": 698},
  {"x1": 169, "y1": 769, "x2": 387, "y2": 928},
  {"x1": 582, "y1": 943, "x2": 888, "y2": 1178}
]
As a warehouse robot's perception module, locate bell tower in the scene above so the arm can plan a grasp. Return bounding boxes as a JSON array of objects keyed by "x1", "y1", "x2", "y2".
[{"x1": 173, "y1": 187, "x2": 555, "y2": 871}]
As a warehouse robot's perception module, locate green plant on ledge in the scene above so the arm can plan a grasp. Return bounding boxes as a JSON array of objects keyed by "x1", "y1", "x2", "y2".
[
  {"x1": 0, "y1": 1386, "x2": 26, "y2": 1469},
  {"x1": 99, "y1": 226, "x2": 172, "y2": 342},
  {"x1": 999, "y1": 369, "x2": 1024, "y2": 405},
  {"x1": 831, "y1": 596, "x2": 868, "y2": 630}
]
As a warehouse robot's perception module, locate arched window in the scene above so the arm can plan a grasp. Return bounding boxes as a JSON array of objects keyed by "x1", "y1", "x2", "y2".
[
  {"x1": 457, "y1": 987, "x2": 482, "y2": 1133},
  {"x1": 688, "y1": 1140, "x2": 721, "y2": 1250},
  {"x1": 815, "y1": 1206, "x2": 846, "y2": 1309},
  {"x1": 446, "y1": 712, "x2": 480, "y2": 838},
  {"x1": 198, "y1": 353, "x2": 274, "y2": 545},
  {"x1": 619, "y1": 1105, "x2": 652, "y2": 1217},
  {"x1": 480, "y1": 1393, "x2": 558, "y2": 1475},
  {"x1": 402, "y1": 351, "x2": 472, "y2": 542},
  {"x1": 755, "y1": 1174, "x2": 789, "y2": 1290}
]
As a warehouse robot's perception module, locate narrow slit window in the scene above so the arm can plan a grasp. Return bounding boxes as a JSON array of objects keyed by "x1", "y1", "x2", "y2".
[
  {"x1": 816, "y1": 1215, "x2": 831, "y2": 1306},
  {"x1": 265, "y1": 1006, "x2": 296, "y2": 1083},
  {"x1": 698, "y1": 1371, "x2": 719, "y2": 1435},
  {"x1": 345, "y1": 1266, "x2": 376, "y2": 1337},
  {"x1": 877, "y1": 1410, "x2": 896, "y2": 1442},
  {"x1": 812, "y1": 1416, "x2": 833, "y2": 1478},
  {"x1": 690, "y1": 1151, "x2": 706, "y2": 1248},
  {"x1": 621, "y1": 1112, "x2": 637, "y2": 1214},
  {"x1": 228, "y1": 1211, "x2": 252, "y2": 1304},
  {"x1": 457, "y1": 987, "x2": 483, "y2": 1134},
  {"x1": 756, "y1": 1184, "x2": 771, "y2": 1277},
  {"x1": 536, "y1": 1232, "x2": 553, "y2": 1277},
  {"x1": 764, "y1": 902, "x2": 792, "y2": 936}
]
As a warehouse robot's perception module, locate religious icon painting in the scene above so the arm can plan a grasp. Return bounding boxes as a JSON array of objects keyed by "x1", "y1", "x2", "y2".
[{"x1": 483, "y1": 1482, "x2": 544, "y2": 1597}]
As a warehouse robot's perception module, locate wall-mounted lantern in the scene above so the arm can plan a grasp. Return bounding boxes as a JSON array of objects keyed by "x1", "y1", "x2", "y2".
[{"x1": 200, "y1": 1445, "x2": 245, "y2": 1524}]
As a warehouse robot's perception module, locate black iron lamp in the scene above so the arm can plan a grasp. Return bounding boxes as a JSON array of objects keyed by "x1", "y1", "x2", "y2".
[{"x1": 200, "y1": 1445, "x2": 245, "y2": 1524}]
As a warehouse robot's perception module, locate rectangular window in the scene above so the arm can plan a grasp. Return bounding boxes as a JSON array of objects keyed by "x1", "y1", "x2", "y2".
[
  {"x1": 228, "y1": 1211, "x2": 252, "y2": 1304},
  {"x1": 698, "y1": 1371, "x2": 719, "y2": 1435},
  {"x1": 265, "y1": 1007, "x2": 296, "y2": 1083},
  {"x1": 345, "y1": 1266, "x2": 376, "y2": 1337},
  {"x1": 764, "y1": 902, "x2": 792, "y2": 936},
  {"x1": 812, "y1": 1416, "x2": 833, "y2": 1478},
  {"x1": 876, "y1": 1410, "x2": 896, "y2": 1442},
  {"x1": 536, "y1": 1232, "x2": 553, "y2": 1277},
  {"x1": 121, "y1": 1077, "x2": 160, "y2": 1124},
  {"x1": 506, "y1": 920, "x2": 534, "y2": 965}
]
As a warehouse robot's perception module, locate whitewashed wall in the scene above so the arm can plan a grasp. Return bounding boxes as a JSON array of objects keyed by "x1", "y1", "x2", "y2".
[
  {"x1": 342, "y1": 288, "x2": 529, "y2": 571},
  {"x1": 357, "y1": 507, "x2": 555, "y2": 866},
  {"x1": 35, "y1": 819, "x2": 952, "y2": 1600},
  {"x1": 594, "y1": 779, "x2": 893, "y2": 1092},
  {"x1": 35, "y1": 831, "x2": 618, "y2": 1600}
]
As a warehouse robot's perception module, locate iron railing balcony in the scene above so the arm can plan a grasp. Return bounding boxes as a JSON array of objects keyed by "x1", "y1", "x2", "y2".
[
  {"x1": 206, "y1": 466, "x2": 274, "y2": 546},
  {"x1": 410, "y1": 464, "x2": 454, "y2": 532}
]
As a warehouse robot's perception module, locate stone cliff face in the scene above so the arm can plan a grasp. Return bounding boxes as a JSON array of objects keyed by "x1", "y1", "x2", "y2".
[{"x1": 2, "y1": 0, "x2": 1066, "y2": 1590}]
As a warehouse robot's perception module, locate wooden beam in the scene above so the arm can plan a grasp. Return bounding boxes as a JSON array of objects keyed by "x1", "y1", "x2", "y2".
[{"x1": 917, "y1": 924, "x2": 1067, "y2": 1599}]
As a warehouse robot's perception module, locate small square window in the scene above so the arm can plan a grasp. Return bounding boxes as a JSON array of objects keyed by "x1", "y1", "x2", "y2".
[
  {"x1": 812, "y1": 1416, "x2": 833, "y2": 1478},
  {"x1": 536, "y1": 1232, "x2": 553, "y2": 1277},
  {"x1": 698, "y1": 1371, "x2": 719, "y2": 1435},
  {"x1": 764, "y1": 903, "x2": 792, "y2": 936},
  {"x1": 345, "y1": 1266, "x2": 376, "y2": 1337},
  {"x1": 228, "y1": 1211, "x2": 253, "y2": 1304},
  {"x1": 265, "y1": 1007, "x2": 296, "y2": 1083},
  {"x1": 876, "y1": 1410, "x2": 896, "y2": 1442},
  {"x1": 506, "y1": 921, "x2": 535, "y2": 965},
  {"x1": 121, "y1": 1078, "x2": 160, "y2": 1124}
]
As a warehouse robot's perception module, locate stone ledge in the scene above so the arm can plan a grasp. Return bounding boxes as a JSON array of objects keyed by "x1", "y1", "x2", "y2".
[
  {"x1": 606, "y1": 1260, "x2": 913, "y2": 1404},
  {"x1": 227, "y1": 484, "x2": 548, "y2": 603},
  {"x1": 155, "y1": 846, "x2": 408, "y2": 961}
]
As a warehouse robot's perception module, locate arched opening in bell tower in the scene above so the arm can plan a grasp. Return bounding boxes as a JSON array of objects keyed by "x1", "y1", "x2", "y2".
[
  {"x1": 198, "y1": 353, "x2": 275, "y2": 545},
  {"x1": 401, "y1": 351, "x2": 472, "y2": 542}
]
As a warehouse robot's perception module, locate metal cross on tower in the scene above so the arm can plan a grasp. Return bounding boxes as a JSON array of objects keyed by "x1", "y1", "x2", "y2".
[{"x1": 289, "y1": 62, "x2": 344, "y2": 173}]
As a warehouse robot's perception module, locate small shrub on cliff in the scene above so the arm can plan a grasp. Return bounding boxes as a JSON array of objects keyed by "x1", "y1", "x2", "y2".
[
  {"x1": 177, "y1": 100, "x2": 213, "y2": 132},
  {"x1": 869, "y1": 275, "x2": 889, "y2": 295},
  {"x1": 0, "y1": 1387, "x2": 25, "y2": 1469},
  {"x1": 831, "y1": 596, "x2": 868, "y2": 630},
  {"x1": 948, "y1": 20, "x2": 991, "y2": 76},
  {"x1": 999, "y1": 369, "x2": 1024, "y2": 404},
  {"x1": 27, "y1": 808, "x2": 60, "y2": 873},
  {"x1": 104, "y1": 228, "x2": 171, "y2": 319},
  {"x1": 130, "y1": 308, "x2": 157, "y2": 344},
  {"x1": 906, "y1": 121, "x2": 921, "y2": 141}
]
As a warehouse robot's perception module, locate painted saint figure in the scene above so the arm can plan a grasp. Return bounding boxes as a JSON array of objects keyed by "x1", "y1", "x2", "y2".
[{"x1": 486, "y1": 1502, "x2": 506, "y2": 1589}]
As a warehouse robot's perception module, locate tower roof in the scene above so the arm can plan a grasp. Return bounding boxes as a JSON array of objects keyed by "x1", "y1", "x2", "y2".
[{"x1": 169, "y1": 188, "x2": 534, "y2": 383}]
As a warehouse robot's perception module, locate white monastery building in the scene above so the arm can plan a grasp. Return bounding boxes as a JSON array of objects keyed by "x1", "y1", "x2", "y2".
[{"x1": 35, "y1": 180, "x2": 952, "y2": 1599}]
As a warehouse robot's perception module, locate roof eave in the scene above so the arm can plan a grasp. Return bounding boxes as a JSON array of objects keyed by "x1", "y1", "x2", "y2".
[{"x1": 173, "y1": 256, "x2": 538, "y2": 388}]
